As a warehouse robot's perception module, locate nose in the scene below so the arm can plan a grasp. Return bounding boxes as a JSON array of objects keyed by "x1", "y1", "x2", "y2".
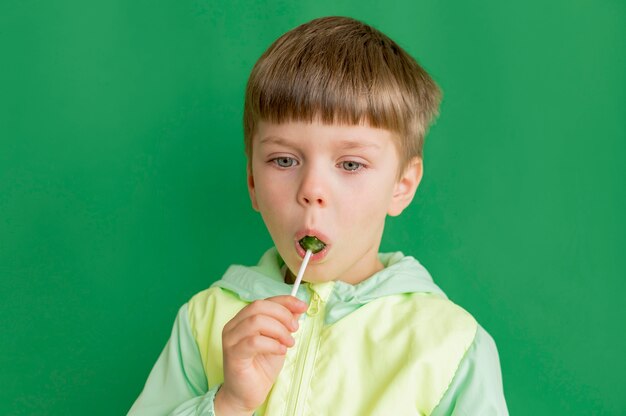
[{"x1": 297, "y1": 166, "x2": 327, "y2": 208}]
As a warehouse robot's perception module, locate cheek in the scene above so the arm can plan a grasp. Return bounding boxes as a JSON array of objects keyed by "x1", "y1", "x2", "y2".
[
  {"x1": 336, "y1": 187, "x2": 381, "y2": 222},
  {"x1": 255, "y1": 172, "x2": 291, "y2": 206},
  {"x1": 336, "y1": 181, "x2": 395, "y2": 226}
]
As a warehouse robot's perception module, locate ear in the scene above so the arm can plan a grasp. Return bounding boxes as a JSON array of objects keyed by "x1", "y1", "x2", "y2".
[
  {"x1": 247, "y1": 163, "x2": 259, "y2": 212},
  {"x1": 387, "y1": 157, "x2": 423, "y2": 217}
]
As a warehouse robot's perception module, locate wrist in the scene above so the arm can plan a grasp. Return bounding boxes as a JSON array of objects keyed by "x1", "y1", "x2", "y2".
[{"x1": 214, "y1": 386, "x2": 254, "y2": 416}]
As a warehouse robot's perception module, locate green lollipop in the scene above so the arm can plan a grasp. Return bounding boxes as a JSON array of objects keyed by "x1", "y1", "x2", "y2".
[{"x1": 299, "y1": 236, "x2": 326, "y2": 253}]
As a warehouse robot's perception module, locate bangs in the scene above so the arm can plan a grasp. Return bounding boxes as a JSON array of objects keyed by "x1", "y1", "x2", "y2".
[
  {"x1": 248, "y1": 38, "x2": 408, "y2": 129},
  {"x1": 243, "y1": 17, "x2": 441, "y2": 163}
]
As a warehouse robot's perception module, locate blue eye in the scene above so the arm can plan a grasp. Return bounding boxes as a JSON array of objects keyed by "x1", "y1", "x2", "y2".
[
  {"x1": 273, "y1": 157, "x2": 297, "y2": 168},
  {"x1": 341, "y1": 161, "x2": 362, "y2": 171}
]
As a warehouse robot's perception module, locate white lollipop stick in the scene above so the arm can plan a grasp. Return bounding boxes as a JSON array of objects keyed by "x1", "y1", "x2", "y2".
[{"x1": 290, "y1": 249, "x2": 312, "y2": 297}]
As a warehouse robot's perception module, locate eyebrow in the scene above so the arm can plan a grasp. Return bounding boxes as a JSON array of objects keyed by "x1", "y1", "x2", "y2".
[
  {"x1": 335, "y1": 139, "x2": 381, "y2": 151},
  {"x1": 259, "y1": 136, "x2": 294, "y2": 147},
  {"x1": 259, "y1": 136, "x2": 381, "y2": 150}
]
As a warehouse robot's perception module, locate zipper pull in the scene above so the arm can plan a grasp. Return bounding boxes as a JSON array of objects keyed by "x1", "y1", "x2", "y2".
[{"x1": 307, "y1": 291, "x2": 321, "y2": 316}]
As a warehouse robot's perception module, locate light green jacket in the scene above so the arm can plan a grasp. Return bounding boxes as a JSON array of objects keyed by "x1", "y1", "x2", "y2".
[{"x1": 129, "y1": 249, "x2": 508, "y2": 415}]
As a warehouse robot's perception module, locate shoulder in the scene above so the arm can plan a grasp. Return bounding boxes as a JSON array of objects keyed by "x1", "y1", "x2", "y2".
[
  {"x1": 187, "y1": 286, "x2": 248, "y2": 331},
  {"x1": 188, "y1": 286, "x2": 228, "y2": 309},
  {"x1": 373, "y1": 252, "x2": 474, "y2": 329},
  {"x1": 391, "y1": 292, "x2": 478, "y2": 340},
  {"x1": 406, "y1": 291, "x2": 476, "y2": 320},
  {"x1": 350, "y1": 293, "x2": 478, "y2": 365}
]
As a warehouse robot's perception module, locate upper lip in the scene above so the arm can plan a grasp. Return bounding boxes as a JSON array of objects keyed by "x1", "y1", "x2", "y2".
[{"x1": 295, "y1": 229, "x2": 331, "y2": 246}]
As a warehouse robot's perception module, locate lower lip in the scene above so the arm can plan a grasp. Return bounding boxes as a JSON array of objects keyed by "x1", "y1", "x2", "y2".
[{"x1": 295, "y1": 241, "x2": 329, "y2": 262}]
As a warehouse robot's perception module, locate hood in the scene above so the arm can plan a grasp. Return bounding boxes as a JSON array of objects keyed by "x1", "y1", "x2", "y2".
[{"x1": 211, "y1": 248, "x2": 447, "y2": 325}]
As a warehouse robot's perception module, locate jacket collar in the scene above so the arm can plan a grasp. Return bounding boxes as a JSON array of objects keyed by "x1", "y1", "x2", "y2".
[{"x1": 211, "y1": 248, "x2": 447, "y2": 324}]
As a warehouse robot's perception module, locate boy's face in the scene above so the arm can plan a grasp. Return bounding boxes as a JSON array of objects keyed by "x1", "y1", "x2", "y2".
[{"x1": 248, "y1": 120, "x2": 422, "y2": 285}]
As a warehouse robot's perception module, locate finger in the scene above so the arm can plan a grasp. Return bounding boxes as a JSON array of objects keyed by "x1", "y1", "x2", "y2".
[
  {"x1": 261, "y1": 296, "x2": 308, "y2": 330},
  {"x1": 224, "y1": 300, "x2": 291, "y2": 333},
  {"x1": 226, "y1": 298, "x2": 304, "y2": 333},
  {"x1": 229, "y1": 334, "x2": 289, "y2": 358},
  {"x1": 267, "y1": 295, "x2": 308, "y2": 315},
  {"x1": 227, "y1": 314, "x2": 295, "y2": 348}
]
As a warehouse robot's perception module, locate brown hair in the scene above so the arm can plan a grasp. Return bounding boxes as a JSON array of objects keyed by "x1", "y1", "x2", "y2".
[{"x1": 243, "y1": 16, "x2": 442, "y2": 172}]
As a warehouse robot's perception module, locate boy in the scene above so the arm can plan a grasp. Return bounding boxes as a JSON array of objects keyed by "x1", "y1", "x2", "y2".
[{"x1": 129, "y1": 16, "x2": 508, "y2": 415}]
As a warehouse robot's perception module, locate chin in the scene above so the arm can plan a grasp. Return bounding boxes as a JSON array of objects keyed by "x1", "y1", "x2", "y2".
[
  {"x1": 301, "y1": 264, "x2": 340, "y2": 284},
  {"x1": 282, "y1": 252, "x2": 341, "y2": 284}
]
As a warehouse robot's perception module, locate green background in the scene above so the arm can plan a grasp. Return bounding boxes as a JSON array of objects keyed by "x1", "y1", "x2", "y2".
[{"x1": 1, "y1": 0, "x2": 624, "y2": 414}]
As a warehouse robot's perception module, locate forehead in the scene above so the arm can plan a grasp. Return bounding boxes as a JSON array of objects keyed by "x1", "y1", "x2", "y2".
[{"x1": 254, "y1": 120, "x2": 398, "y2": 151}]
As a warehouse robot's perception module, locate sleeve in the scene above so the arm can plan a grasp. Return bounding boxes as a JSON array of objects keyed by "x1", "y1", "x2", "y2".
[
  {"x1": 128, "y1": 303, "x2": 221, "y2": 416},
  {"x1": 430, "y1": 325, "x2": 509, "y2": 416}
]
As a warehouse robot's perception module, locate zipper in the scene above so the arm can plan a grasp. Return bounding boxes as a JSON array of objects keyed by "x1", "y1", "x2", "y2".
[{"x1": 285, "y1": 288, "x2": 326, "y2": 416}]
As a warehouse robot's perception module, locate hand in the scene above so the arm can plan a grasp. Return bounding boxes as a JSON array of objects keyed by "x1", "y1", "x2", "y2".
[{"x1": 214, "y1": 295, "x2": 308, "y2": 416}]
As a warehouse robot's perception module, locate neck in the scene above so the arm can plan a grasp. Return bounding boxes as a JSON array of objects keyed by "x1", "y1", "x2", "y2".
[{"x1": 283, "y1": 257, "x2": 385, "y2": 286}]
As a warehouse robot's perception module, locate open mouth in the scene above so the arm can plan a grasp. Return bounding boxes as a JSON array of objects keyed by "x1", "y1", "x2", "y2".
[{"x1": 298, "y1": 235, "x2": 326, "y2": 254}]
